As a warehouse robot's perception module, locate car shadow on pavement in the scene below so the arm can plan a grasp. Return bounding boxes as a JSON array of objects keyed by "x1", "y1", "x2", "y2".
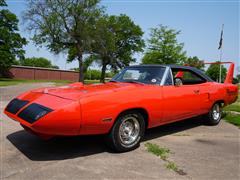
[
  {"x1": 143, "y1": 116, "x2": 205, "y2": 141},
  {"x1": 7, "y1": 131, "x2": 108, "y2": 161},
  {"x1": 7, "y1": 116, "x2": 205, "y2": 161}
]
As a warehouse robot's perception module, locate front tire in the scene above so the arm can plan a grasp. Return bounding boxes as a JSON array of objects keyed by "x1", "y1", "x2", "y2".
[
  {"x1": 204, "y1": 103, "x2": 222, "y2": 125},
  {"x1": 106, "y1": 111, "x2": 145, "y2": 152}
]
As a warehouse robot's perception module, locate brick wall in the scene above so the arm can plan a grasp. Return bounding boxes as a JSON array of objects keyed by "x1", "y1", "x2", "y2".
[{"x1": 9, "y1": 65, "x2": 79, "y2": 81}]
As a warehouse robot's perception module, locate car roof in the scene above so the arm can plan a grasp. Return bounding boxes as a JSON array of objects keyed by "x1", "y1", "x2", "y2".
[
  {"x1": 129, "y1": 64, "x2": 195, "y2": 69},
  {"x1": 128, "y1": 64, "x2": 214, "y2": 82}
]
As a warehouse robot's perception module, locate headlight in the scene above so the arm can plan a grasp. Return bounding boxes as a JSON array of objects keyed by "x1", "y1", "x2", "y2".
[
  {"x1": 5, "y1": 98, "x2": 29, "y2": 114},
  {"x1": 18, "y1": 103, "x2": 53, "y2": 124}
]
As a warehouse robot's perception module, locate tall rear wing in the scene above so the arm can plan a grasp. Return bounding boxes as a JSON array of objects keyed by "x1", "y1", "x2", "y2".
[{"x1": 204, "y1": 62, "x2": 235, "y2": 84}]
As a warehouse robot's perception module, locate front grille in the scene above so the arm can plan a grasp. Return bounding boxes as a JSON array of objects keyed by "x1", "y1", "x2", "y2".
[
  {"x1": 18, "y1": 103, "x2": 53, "y2": 124},
  {"x1": 5, "y1": 98, "x2": 29, "y2": 114}
]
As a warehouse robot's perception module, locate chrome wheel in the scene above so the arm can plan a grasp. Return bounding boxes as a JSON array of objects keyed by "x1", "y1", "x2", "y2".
[
  {"x1": 107, "y1": 111, "x2": 145, "y2": 152},
  {"x1": 119, "y1": 116, "x2": 140, "y2": 147},
  {"x1": 212, "y1": 104, "x2": 221, "y2": 121}
]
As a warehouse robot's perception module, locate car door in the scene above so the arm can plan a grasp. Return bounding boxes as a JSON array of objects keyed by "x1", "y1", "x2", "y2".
[{"x1": 161, "y1": 68, "x2": 207, "y2": 122}]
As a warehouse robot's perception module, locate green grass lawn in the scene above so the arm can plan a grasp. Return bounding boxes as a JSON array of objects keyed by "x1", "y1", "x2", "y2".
[
  {"x1": 0, "y1": 78, "x2": 100, "y2": 87},
  {"x1": 224, "y1": 103, "x2": 240, "y2": 112},
  {"x1": 0, "y1": 78, "x2": 73, "y2": 86},
  {"x1": 84, "y1": 80, "x2": 100, "y2": 84},
  {"x1": 224, "y1": 113, "x2": 240, "y2": 127}
]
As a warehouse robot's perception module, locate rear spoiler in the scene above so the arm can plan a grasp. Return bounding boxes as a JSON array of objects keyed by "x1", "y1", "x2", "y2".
[{"x1": 204, "y1": 62, "x2": 234, "y2": 84}]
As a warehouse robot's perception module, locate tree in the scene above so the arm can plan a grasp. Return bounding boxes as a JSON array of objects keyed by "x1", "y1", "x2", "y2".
[
  {"x1": 89, "y1": 14, "x2": 144, "y2": 82},
  {"x1": 206, "y1": 63, "x2": 227, "y2": 82},
  {"x1": 24, "y1": 0, "x2": 103, "y2": 82},
  {"x1": 20, "y1": 57, "x2": 59, "y2": 69},
  {"x1": 71, "y1": 68, "x2": 116, "y2": 80},
  {"x1": 142, "y1": 25, "x2": 186, "y2": 65},
  {"x1": 232, "y1": 77, "x2": 238, "y2": 84},
  {"x1": 84, "y1": 69, "x2": 101, "y2": 80},
  {"x1": 68, "y1": 55, "x2": 95, "y2": 74},
  {"x1": 184, "y1": 56, "x2": 204, "y2": 70},
  {"x1": 0, "y1": 0, "x2": 27, "y2": 77},
  {"x1": 237, "y1": 74, "x2": 240, "y2": 83},
  {"x1": 0, "y1": 0, "x2": 6, "y2": 6}
]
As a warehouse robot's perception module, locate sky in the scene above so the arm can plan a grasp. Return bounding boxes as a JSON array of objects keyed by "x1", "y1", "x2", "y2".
[{"x1": 5, "y1": 0, "x2": 240, "y2": 74}]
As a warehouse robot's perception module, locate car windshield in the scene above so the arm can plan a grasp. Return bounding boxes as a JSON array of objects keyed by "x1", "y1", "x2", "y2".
[{"x1": 111, "y1": 66, "x2": 166, "y2": 85}]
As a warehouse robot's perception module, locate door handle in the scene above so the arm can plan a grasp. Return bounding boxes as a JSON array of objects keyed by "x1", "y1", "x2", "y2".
[{"x1": 194, "y1": 89, "x2": 200, "y2": 94}]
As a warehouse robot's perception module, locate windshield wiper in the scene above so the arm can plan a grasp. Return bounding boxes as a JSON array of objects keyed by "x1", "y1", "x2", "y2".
[
  {"x1": 124, "y1": 80, "x2": 145, "y2": 84},
  {"x1": 109, "y1": 80, "x2": 118, "y2": 83}
]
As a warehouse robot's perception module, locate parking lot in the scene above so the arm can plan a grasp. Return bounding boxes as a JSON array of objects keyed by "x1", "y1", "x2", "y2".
[{"x1": 0, "y1": 83, "x2": 239, "y2": 180}]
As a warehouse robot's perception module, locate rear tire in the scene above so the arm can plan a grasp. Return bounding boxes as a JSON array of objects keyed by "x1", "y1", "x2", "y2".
[
  {"x1": 106, "y1": 111, "x2": 145, "y2": 152},
  {"x1": 204, "y1": 103, "x2": 222, "y2": 125}
]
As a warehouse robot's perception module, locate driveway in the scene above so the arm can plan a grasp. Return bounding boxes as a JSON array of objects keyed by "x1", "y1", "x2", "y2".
[{"x1": 0, "y1": 83, "x2": 239, "y2": 180}]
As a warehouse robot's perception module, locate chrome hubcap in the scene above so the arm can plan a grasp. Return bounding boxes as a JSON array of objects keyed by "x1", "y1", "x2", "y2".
[
  {"x1": 212, "y1": 104, "x2": 221, "y2": 121},
  {"x1": 119, "y1": 116, "x2": 140, "y2": 146}
]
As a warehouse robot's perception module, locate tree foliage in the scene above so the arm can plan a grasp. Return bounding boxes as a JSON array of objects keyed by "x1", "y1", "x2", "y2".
[
  {"x1": 184, "y1": 56, "x2": 204, "y2": 70},
  {"x1": 237, "y1": 74, "x2": 240, "y2": 82},
  {"x1": 0, "y1": 0, "x2": 6, "y2": 6},
  {"x1": 206, "y1": 63, "x2": 227, "y2": 82},
  {"x1": 0, "y1": 0, "x2": 27, "y2": 77},
  {"x1": 71, "y1": 68, "x2": 115, "y2": 80},
  {"x1": 24, "y1": 0, "x2": 103, "y2": 82},
  {"x1": 84, "y1": 69, "x2": 101, "y2": 80},
  {"x1": 142, "y1": 25, "x2": 186, "y2": 65},
  {"x1": 19, "y1": 57, "x2": 59, "y2": 69},
  {"x1": 89, "y1": 14, "x2": 144, "y2": 82},
  {"x1": 69, "y1": 55, "x2": 95, "y2": 73},
  {"x1": 85, "y1": 69, "x2": 116, "y2": 80}
]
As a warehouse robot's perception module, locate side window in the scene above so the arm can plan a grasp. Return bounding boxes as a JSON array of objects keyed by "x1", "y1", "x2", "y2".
[
  {"x1": 172, "y1": 69, "x2": 206, "y2": 85},
  {"x1": 182, "y1": 71, "x2": 206, "y2": 84},
  {"x1": 183, "y1": 71, "x2": 200, "y2": 81}
]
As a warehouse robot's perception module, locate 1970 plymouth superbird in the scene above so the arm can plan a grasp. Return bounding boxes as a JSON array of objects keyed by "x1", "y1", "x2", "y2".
[{"x1": 4, "y1": 62, "x2": 238, "y2": 152}]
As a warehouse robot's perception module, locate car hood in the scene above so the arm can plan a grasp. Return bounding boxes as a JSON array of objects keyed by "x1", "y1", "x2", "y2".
[{"x1": 32, "y1": 82, "x2": 143, "y2": 100}]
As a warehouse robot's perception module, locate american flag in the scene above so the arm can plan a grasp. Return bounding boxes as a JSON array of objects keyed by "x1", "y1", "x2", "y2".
[{"x1": 218, "y1": 25, "x2": 224, "y2": 50}]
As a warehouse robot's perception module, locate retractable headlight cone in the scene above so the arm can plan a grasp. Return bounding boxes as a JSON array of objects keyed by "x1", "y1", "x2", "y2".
[
  {"x1": 5, "y1": 98, "x2": 29, "y2": 114},
  {"x1": 18, "y1": 103, "x2": 53, "y2": 124}
]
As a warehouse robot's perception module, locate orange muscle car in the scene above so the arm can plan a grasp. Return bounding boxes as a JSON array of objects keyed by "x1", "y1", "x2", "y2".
[{"x1": 4, "y1": 62, "x2": 238, "y2": 152}]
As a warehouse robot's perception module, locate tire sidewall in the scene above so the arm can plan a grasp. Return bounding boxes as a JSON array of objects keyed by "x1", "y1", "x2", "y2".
[
  {"x1": 208, "y1": 103, "x2": 222, "y2": 125},
  {"x1": 111, "y1": 112, "x2": 145, "y2": 152}
]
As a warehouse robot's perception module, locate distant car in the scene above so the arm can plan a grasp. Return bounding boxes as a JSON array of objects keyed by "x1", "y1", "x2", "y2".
[{"x1": 4, "y1": 62, "x2": 238, "y2": 152}]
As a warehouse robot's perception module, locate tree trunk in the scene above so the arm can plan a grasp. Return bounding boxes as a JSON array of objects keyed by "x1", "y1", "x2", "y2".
[
  {"x1": 76, "y1": 43, "x2": 84, "y2": 83},
  {"x1": 100, "y1": 63, "x2": 107, "y2": 83},
  {"x1": 78, "y1": 54, "x2": 84, "y2": 83}
]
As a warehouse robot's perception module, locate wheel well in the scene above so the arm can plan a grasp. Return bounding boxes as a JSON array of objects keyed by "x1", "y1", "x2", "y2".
[
  {"x1": 116, "y1": 108, "x2": 149, "y2": 129},
  {"x1": 215, "y1": 100, "x2": 225, "y2": 107}
]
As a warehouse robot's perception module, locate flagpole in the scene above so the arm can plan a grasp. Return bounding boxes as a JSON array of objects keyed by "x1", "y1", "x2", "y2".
[
  {"x1": 219, "y1": 24, "x2": 224, "y2": 83},
  {"x1": 219, "y1": 46, "x2": 222, "y2": 83}
]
